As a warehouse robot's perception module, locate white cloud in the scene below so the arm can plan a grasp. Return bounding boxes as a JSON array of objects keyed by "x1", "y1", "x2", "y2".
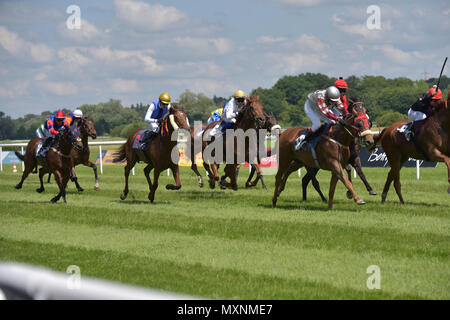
[
  {"x1": 292, "y1": 34, "x2": 326, "y2": 52},
  {"x1": 114, "y1": 0, "x2": 187, "y2": 30},
  {"x1": 59, "y1": 19, "x2": 102, "y2": 42},
  {"x1": 256, "y1": 36, "x2": 288, "y2": 44},
  {"x1": 174, "y1": 37, "x2": 233, "y2": 55},
  {"x1": 108, "y1": 78, "x2": 139, "y2": 93},
  {"x1": 375, "y1": 45, "x2": 414, "y2": 65},
  {"x1": 0, "y1": 81, "x2": 29, "y2": 98},
  {"x1": 0, "y1": 26, "x2": 53, "y2": 62},
  {"x1": 39, "y1": 81, "x2": 78, "y2": 96},
  {"x1": 57, "y1": 46, "x2": 162, "y2": 74},
  {"x1": 265, "y1": 52, "x2": 324, "y2": 74}
]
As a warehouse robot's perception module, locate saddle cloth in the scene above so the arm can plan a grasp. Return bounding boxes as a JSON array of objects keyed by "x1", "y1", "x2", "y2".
[{"x1": 132, "y1": 129, "x2": 151, "y2": 150}]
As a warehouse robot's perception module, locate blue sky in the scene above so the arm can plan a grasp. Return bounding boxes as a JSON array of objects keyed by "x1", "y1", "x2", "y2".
[{"x1": 0, "y1": 0, "x2": 449, "y2": 118}]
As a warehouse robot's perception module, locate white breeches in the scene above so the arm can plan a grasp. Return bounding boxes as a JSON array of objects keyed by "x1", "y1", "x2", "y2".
[
  {"x1": 408, "y1": 108, "x2": 427, "y2": 122},
  {"x1": 148, "y1": 122, "x2": 160, "y2": 133},
  {"x1": 305, "y1": 100, "x2": 332, "y2": 132}
]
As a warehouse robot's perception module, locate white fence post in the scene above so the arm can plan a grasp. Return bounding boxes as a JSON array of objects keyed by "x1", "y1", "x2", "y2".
[
  {"x1": 99, "y1": 145, "x2": 103, "y2": 174},
  {"x1": 416, "y1": 160, "x2": 420, "y2": 180},
  {"x1": 21, "y1": 146, "x2": 24, "y2": 172},
  {"x1": 0, "y1": 146, "x2": 2, "y2": 172}
]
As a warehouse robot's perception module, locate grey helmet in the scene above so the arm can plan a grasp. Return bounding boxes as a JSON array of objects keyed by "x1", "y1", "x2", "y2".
[{"x1": 325, "y1": 86, "x2": 341, "y2": 102}]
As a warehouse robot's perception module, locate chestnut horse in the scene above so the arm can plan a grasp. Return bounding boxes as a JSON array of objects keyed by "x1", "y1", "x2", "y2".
[
  {"x1": 15, "y1": 126, "x2": 83, "y2": 203},
  {"x1": 374, "y1": 92, "x2": 450, "y2": 203},
  {"x1": 113, "y1": 105, "x2": 190, "y2": 203},
  {"x1": 272, "y1": 102, "x2": 374, "y2": 209},
  {"x1": 46, "y1": 117, "x2": 98, "y2": 191},
  {"x1": 201, "y1": 96, "x2": 266, "y2": 190}
]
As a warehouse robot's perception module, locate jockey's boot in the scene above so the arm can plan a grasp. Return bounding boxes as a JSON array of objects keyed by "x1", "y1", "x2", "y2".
[
  {"x1": 140, "y1": 131, "x2": 158, "y2": 151},
  {"x1": 405, "y1": 126, "x2": 414, "y2": 142},
  {"x1": 38, "y1": 137, "x2": 53, "y2": 158},
  {"x1": 296, "y1": 129, "x2": 316, "y2": 150}
]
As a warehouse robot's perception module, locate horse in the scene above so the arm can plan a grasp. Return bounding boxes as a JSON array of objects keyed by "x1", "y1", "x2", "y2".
[
  {"x1": 298, "y1": 98, "x2": 377, "y2": 201},
  {"x1": 200, "y1": 96, "x2": 266, "y2": 190},
  {"x1": 113, "y1": 105, "x2": 190, "y2": 203},
  {"x1": 372, "y1": 91, "x2": 450, "y2": 203},
  {"x1": 46, "y1": 117, "x2": 98, "y2": 191},
  {"x1": 15, "y1": 126, "x2": 83, "y2": 203},
  {"x1": 189, "y1": 124, "x2": 207, "y2": 187},
  {"x1": 272, "y1": 102, "x2": 374, "y2": 209}
]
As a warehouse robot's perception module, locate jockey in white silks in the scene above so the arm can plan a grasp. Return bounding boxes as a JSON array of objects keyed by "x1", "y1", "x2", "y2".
[
  {"x1": 141, "y1": 93, "x2": 172, "y2": 148},
  {"x1": 296, "y1": 86, "x2": 346, "y2": 150},
  {"x1": 207, "y1": 90, "x2": 247, "y2": 137}
]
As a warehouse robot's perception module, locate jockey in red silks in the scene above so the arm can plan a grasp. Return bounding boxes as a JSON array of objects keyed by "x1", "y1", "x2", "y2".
[
  {"x1": 38, "y1": 110, "x2": 71, "y2": 158},
  {"x1": 334, "y1": 77, "x2": 349, "y2": 115}
]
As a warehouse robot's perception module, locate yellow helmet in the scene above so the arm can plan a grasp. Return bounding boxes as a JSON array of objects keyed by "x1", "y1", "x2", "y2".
[
  {"x1": 233, "y1": 90, "x2": 246, "y2": 99},
  {"x1": 159, "y1": 92, "x2": 171, "y2": 104}
]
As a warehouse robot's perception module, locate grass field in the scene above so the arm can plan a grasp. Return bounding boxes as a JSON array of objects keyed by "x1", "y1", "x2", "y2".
[{"x1": 0, "y1": 155, "x2": 449, "y2": 299}]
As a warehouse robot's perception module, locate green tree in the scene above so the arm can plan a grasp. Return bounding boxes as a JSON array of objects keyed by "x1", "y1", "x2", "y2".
[{"x1": 178, "y1": 90, "x2": 215, "y2": 123}]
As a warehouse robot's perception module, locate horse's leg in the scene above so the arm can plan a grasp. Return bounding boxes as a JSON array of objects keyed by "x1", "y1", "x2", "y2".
[
  {"x1": 279, "y1": 160, "x2": 301, "y2": 194},
  {"x1": 353, "y1": 157, "x2": 376, "y2": 195},
  {"x1": 47, "y1": 172, "x2": 51, "y2": 184},
  {"x1": 381, "y1": 154, "x2": 405, "y2": 204},
  {"x1": 15, "y1": 160, "x2": 34, "y2": 189},
  {"x1": 36, "y1": 167, "x2": 47, "y2": 193},
  {"x1": 329, "y1": 159, "x2": 364, "y2": 208},
  {"x1": 191, "y1": 163, "x2": 203, "y2": 188},
  {"x1": 344, "y1": 164, "x2": 353, "y2": 199},
  {"x1": 144, "y1": 163, "x2": 153, "y2": 200},
  {"x1": 166, "y1": 164, "x2": 182, "y2": 190},
  {"x1": 70, "y1": 167, "x2": 84, "y2": 192},
  {"x1": 222, "y1": 164, "x2": 238, "y2": 190},
  {"x1": 61, "y1": 172, "x2": 70, "y2": 203},
  {"x1": 427, "y1": 148, "x2": 450, "y2": 194},
  {"x1": 149, "y1": 168, "x2": 161, "y2": 203},
  {"x1": 85, "y1": 160, "x2": 99, "y2": 190},
  {"x1": 51, "y1": 170, "x2": 63, "y2": 203},
  {"x1": 120, "y1": 154, "x2": 137, "y2": 201},
  {"x1": 203, "y1": 162, "x2": 216, "y2": 189},
  {"x1": 303, "y1": 167, "x2": 326, "y2": 202},
  {"x1": 272, "y1": 157, "x2": 291, "y2": 207},
  {"x1": 328, "y1": 174, "x2": 339, "y2": 209}
]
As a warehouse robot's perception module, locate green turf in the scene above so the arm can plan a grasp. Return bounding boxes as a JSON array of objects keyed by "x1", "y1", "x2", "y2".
[{"x1": 0, "y1": 160, "x2": 449, "y2": 299}]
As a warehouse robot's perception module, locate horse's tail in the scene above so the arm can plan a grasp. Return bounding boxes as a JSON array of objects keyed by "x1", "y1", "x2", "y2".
[
  {"x1": 112, "y1": 143, "x2": 127, "y2": 163},
  {"x1": 368, "y1": 128, "x2": 385, "y2": 152},
  {"x1": 15, "y1": 151, "x2": 25, "y2": 161}
]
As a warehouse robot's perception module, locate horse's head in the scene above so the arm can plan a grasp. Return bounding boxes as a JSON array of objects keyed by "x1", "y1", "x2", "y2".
[
  {"x1": 58, "y1": 125, "x2": 83, "y2": 151},
  {"x1": 167, "y1": 104, "x2": 190, "y2": 131},
  {"x1": 237, "y1": 96, "x2": 265, "y2": 129},
  {"x1": 343, "y1": 99, "x2": 374, "y2": 147},
  {"x1": 81, "y1": 116, "x2": 97, "y2": 139},
  {"x1": 264, "y1": 112, "x2": 281, "y2": 135}
]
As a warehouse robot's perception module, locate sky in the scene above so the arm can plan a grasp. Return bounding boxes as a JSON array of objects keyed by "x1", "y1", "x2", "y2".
[{"x1": 0, "y1": 0, "x2": 449, "y2": 118}]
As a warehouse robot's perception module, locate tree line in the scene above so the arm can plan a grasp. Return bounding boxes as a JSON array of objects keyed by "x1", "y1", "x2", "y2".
[{"x1": 0, "y1": 73, "x2": 448, "y2": 140}]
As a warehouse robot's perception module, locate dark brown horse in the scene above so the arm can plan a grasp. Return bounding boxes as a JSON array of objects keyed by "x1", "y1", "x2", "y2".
[
  {"x1": 272, "y1": 103, "x2": 374, "y2": 209},
  {"x1": 46, "y1": 117, "x2": 98, "y2": 191},
  {"x1": 15, "y1": 126, "x2": 83, "y2": 203},
  {"x1": 67, "y1": 117, "x2": 98, "y2": 191},
  {"x1": 113, "y1": 105, "x2": 190, "y2": 203},
  {"x1": 189, "y1": 124, "x2": 207, "y2": 187},
  {"x1": 373, "y1": 92, "x2": 450, "y2": 203},
  {"x1": 201, "y1": 96, "x2": 266, "y2": 190}
]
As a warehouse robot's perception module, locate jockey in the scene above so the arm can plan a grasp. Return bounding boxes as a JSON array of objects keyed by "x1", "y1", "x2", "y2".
[
  {"x1": 207, "y1": 107, "x2": 224, "y2": 124},
  {"x1": 67, "y1": 108, "x2": 83, "y2": 128},
  {"x1": 297, "y1": 86, "x2": 345, "y2": 149},
  {"x1": 142, "y1": 92, "x2": 172, "y2": 147},
  {"x1": 405, "y1": 86, "x2": 442, "y2": 140},
  {"x1": 38, "y1": 110, "x2": 70, "y2": 157},
  {"x1": 208, "y1": 90, "x2": 247, "y2": 137},
  {"x1": 334, "y1": 77, "x2": 349, "y2": 115}
]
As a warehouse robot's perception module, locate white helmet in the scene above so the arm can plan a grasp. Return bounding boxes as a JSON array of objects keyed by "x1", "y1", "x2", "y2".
[
  {"x1": 325, "y1": 86, "x2": 341, "y2": 102},
  {"x1": 73, "y1": 109, "x2": 83, "y2": 118}
]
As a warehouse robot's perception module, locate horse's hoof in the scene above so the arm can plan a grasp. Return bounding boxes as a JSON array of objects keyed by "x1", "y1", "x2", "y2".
[
  {"x1": 262, "y1": 185, "x2": 267, "y2": 190},
  {"x1": 232, "y1": 186, "x2": 238, "y2": 191},
  {"x1": 357, "y1": 199, "x2": 366, "y2": 205},
  {"x1": 369, "y1": 190, "x2": 377, "y2": 196},
  {"x1": 381, "y1": 192, "x2": 387, "y2": 203},
  {"x1": 15, "y1": 184, "x2": 22, "y2": 189},
  {"x1": 50, "y1": 198, "x2": 58, "y2": 203},
  {"x1": 346, "y1": 191, "x2": 353, "y2": 199},
  {"x1": 120, "y1": 193, "x2": 127, "y2": 200},
  {"x1": 77, "y1": 187, "x2": 84, "y2": 192},
  {"x1": 94, "y1": 185, "x2": 99, "y2": 191},
  {"x1": 36, "y1": 187, "x2": 44, "y2": 193}
]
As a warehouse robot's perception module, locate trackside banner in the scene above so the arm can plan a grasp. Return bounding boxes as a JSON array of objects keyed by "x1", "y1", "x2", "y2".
[{"x1": 359, "y1": 147, "x2": 438, "y2": 168}]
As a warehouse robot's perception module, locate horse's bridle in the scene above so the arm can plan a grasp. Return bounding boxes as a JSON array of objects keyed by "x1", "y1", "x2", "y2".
[
  {"x1": 241, "y1": 101, "x2": 265, "y2": 129},
  {"x1": 338, "y1": 112, "x2": 372, "y2": 145}
]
